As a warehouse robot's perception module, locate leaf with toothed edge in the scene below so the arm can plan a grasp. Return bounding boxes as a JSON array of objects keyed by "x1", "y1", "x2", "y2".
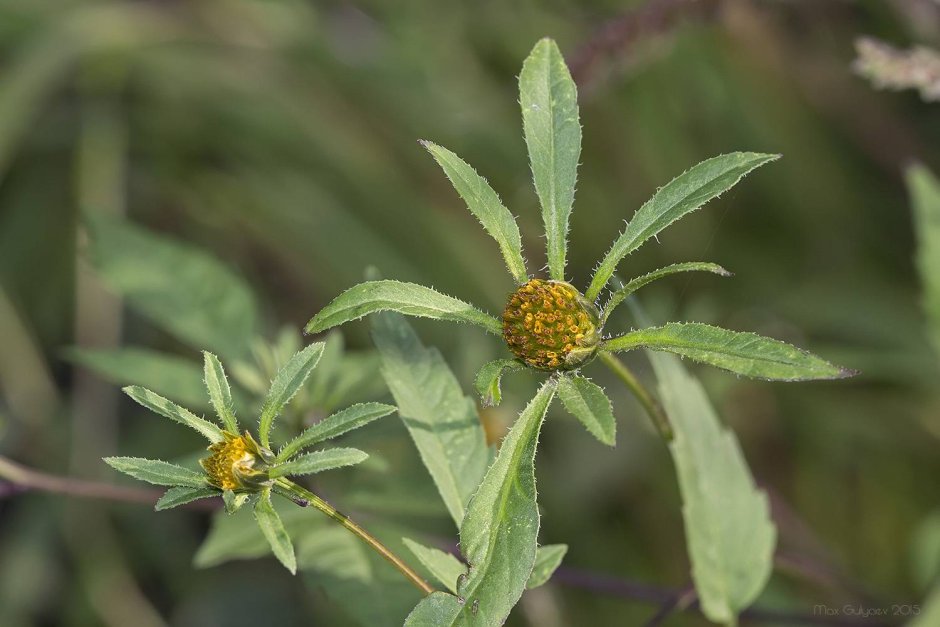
[
  {"x1": 520, "y1": 38, "x2": 581, "y2": 282},
  {"x1": 404, "y1": 381, "x2": 557, "y2": 626},
  {"x1": 306, "y1": 280, "x2": 502, "y2": 336},
  {"x1": 155, "y1": 486, "x2": 218, "y2": 511},
  {"x1": 603, "y1": 322, "x2": 854, "y2": 381},
  {"x1": 104, "y1": 457, "x2": 208, "y2": 488},
  {"x1": 277, "y1": 402, "x2": 396, "y2": 461},
  {"x1": 123, "y1": 385, "x2": 224, "y2": 443},
  {"x1": 421, "y1": 141, "x2": 529, "y2": 285},
  {"x1": 602, "y1": 262, "x2": 731, "y2": 325},
  {"x1": 254, "y1": 488, "x2": 296, "y2": 574},
  {"x1": 474, "y1": 359, "x2": 525, "y2": 406},
  {"x1": 203, "y1": 351, "x2": 238, "y2": 433},
  {"x1": 586, "y1": 152, "x2": 779, "y2": 301},
  {"x1": 258, "y1": 343, "x2": 325, "y2": 448},
  {"x1": 268, "y1": 447, "x2": 368, "y2": 478}
]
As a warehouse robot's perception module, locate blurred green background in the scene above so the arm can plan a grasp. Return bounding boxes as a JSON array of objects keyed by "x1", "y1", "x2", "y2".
[{"x1": 1, "y1": 0, "x2": 939, "y2": 625}]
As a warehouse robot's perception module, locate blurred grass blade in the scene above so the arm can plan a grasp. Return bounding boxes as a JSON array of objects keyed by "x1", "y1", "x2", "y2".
[
  {"x1": 372, "y1": 313, "x2": 490, "y2": 527},
  {"x1": 405, "y1": 381, "x2": 557, "y2": 626},
  {"x1": 402, "y1": 538, "x2": 467, "y2": 594},
  {"x1": 557, "y1": 375, "x2": 616, "y2": 446},
  {"x1": 269, "y1": 448, "x2": 368, "y2": 478},
  {"x1": 907, "y1": 164, "x2": 940, "y2": 357},
  {"x1": 520, "y1": 38, "x2": 581, "y2": 281},
  {"x1": 306, "y1": 280, "x2": 501, "y2": 336},
  {"x1": 253, "y1": 489, "x2": 296, "y2": 574},
  {"x1": 87, "y1": 216, "x2": 260, "y2": 358},
  {"x1": 104, "y1": 457, "x2": 207, "y2": 488},
  {"x1": 258, "y1": 343, "x2": 325, "y2": 448},
  {"x1": 421, "y1": 141, "x2": 528, "y2": 284},
  {"x1": 602, "y1": 262, "x2": 731, "y2": 325},
  {"x1": 203, "y1": 351, "x2": 238, "y2": 433},
  {"x1": 156, "y1": 486, "x2": 217, "y2": 511},
  {"x1": 277, "y1": 402, "x2": 396, "y2": 461},
  {"x1": 527, "y1": 544, "x2": 568, "y2": 589},
  {"x1": 123, "y1": 385, "x2": 224, "y2": 442},
  {"x1": 474, "y1": 358, "x2": 524, "y2": 407},
  {"x1": 604, "y1": 322, "x2": 852, "y2": 381},
  {"x1": 587, "y1": 153, "x2": 778, "y2": 300}
]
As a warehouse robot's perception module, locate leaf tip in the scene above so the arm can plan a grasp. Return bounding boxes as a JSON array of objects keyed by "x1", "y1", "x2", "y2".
[{"x1": 835, "y1": 366, "x2": 861, "y2": 379}]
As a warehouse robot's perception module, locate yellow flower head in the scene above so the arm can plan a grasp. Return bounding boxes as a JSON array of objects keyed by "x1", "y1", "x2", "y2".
[
  {"x1": 502, "y1": 279, "x2": 601, "y2": 371},
  {"x1": 200, "y1": 431, "x2": 272, "y2": 491}
]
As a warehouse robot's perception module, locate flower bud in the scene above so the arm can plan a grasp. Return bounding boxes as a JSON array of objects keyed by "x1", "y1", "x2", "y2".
[
  {"x1": 200, "y1": 431, "x2": 273, "y2": 491},
  {"x1": 502, "y1": 279, "x2": 601, "y2": 371}
]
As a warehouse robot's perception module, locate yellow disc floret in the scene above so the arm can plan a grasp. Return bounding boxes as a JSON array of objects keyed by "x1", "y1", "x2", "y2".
[
  {"x1": 502, "y1": 279, "x2": 601, "y2": 371},
  {"x1": 200, "y1": 431, "x2": 271, "y2": 491}
]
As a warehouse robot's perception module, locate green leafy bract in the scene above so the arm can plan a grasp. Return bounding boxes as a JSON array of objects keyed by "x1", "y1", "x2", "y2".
[
  {"x1": 253, "y1": 488, "x2": 296, "y2": 574},
  {"x1": 557, "y1": 375, "x2": 616, "y2": 446},
  {"x1": 603, "y1": 322, "x2": 852, "y2": 381},
  {"x1": 123, "y1": 385, "x2": 223, "y2": 442},
  {"x1": 587, "y1": 152, "x2": 778, "y2": 300},
  {"x1": 422, "y1": 141, "x2": 528, "y2": 285},
  {"x1": 203, "y1": 351, "x2": 238, "y2": 433},
  {"x1": 473, "y1": 359, "x2": 524, "y2": 407},
  {"x1": 306, "y1": 280, "x2": 502, "y2": 336},
  {"x1": 104, "y1": 457, "x2": 207, "y2": 488},
  {"x1": 602, "y1": 262, "x2": 730, "y2": 325},
  {"x1": 527, "y1": 544, "x2": 568, "y2": 589},
  {"x1": 403, "y1": 538, "x2": 467, "y2": 594},
  {"x1": 520, "y1": 38, "x2": 581, "y2": 281},
  {"x1": 278, "y1": 402, "x2": 396, "y2": 461},
  {"x1": 155, "y1": 486, "x2": 217, "y2": 511},
  {"x1": 269, "y1": 448, "x2": 368, "y2": 478},
  {"x1": 258, "y1": 343, "x2": 325, "y2": 448}
]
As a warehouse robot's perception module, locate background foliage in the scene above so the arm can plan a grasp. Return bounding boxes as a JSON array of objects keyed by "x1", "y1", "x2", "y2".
[{"x1": 1, "y1": 1, "x2": 939, "y2": 625}]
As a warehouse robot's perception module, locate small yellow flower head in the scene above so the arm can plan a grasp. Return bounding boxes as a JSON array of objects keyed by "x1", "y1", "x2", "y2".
[
  {"x1": 502, "y1": 279, "x2": 601, "y2": 371},
  {"x1": 200, "y1": 431, "x2": 272, "y2": 491}
]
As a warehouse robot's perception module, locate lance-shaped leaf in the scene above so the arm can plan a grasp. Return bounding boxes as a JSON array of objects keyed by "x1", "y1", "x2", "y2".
[
  {"x1": 123, "y1": 385, "x2": 223, "y2": 442},
  {"x1": 644, "y1": 331, "x2": 776, "y2": 625},
  {"x1": 602, "y1": 262, "x2": 731, "y2": 325},
  {"x1": 603, "y1": 322, "x2": 853, "y2": 381},
  {"x1": 104, "y1": 457, "x2": 208, "y2": 488},
  {"x1": 306, "y1": 280, "x2": 501, "y2": 336},
  {"x1": 907, "y1": 164, "x2": 940, "y2": 356},
  {"x1": 156, "y1": 486, "x2": 218, "y2": 511},
  {"x1": 254, "y1": 488, "x2": 296, "y2": 574},
  {"x1": 203, "y1": 351, "x2": 238, "y2": 433},
  {"x1": 269, "y1": 447, "x2": 368, "y2": 478},
  {"x1": 474, "y1": 358, "x2": 524, "y2": 407},
  {"x1": 258, "y1": 343, "x2": 325, "y2": 448},
  {"x1": 405, "y1": 381, "x2": 557, "y2": 626},
  {"x1": 557, "y1": 375, "x2": 616, "y2": 446},
  {"x1": 403, "y1": 538, "x2": 467, "y2": 594},
  {"x1": 421, "y1": 141, "x2": 529, "y2": 285},
  {"x1": 527, "y1": 544, "x2": 568, "y2": 589},
  {"x1": 372, "y1": 312, "x2": 490, "y2": 527},
  {"x1": 586, "y1": 152, "x2": 778, "y2": 300},
  {"x1": 520, "y1": 38, "x2": 581, "y2": 281},
  {"x1": 278, "y1": 402, "x2": 396, "y2": 461}
]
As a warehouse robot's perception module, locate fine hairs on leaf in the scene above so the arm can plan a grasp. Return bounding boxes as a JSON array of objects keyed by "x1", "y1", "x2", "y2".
[{"x1": 258, "y1": 342, "x2": 325, "y2": 448}]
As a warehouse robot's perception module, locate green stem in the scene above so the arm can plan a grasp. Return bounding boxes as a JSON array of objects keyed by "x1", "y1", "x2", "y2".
[
  {"x1": 599, "y1": 352, "x2": 673, "y2": 441},
  {"x1": 273, "y1": 477, "x2": 435, "y2": 596}
]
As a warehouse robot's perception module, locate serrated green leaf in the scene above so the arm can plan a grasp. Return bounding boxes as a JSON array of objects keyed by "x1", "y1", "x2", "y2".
[
  {"x1": 104, "y1": 456, "x2": 207, "y2": 488},
  {"x1": 527, "y1": 544, "x2": 568, "y2": 589},
  {"x1": 402, "y1": 538, "x2": 467, "y2": 594},
  {"x1": 907, "y1": 164, "x2": 940, "y2": 357},
  {"x1": 520, "y1": 38, "x2": 581, "y2": 281},
  {"x1": 422, "y1": 141, "x2": 528, "y2": 284},
  {"x1": 557, "y1": 375, "x2": 616, "y2": 446},
  {"x1": 253, "y1": 489, "x2": 296, "y2": 574},
  {"x1": 473, "y1": 358, "x2": 524, "y2": 407},
  {"x1": 67, "y1": 348, "x2": 210, "y2": 411},
  {"x1": 602, "y1": 262, "x2": 731, "y2": 325},
  {"x1": 278, "y1": 402, "x2": 396, "y2": 461},
  {"x1": 269, "y1": 448, "x2": 368, "y2": 478},
  {"x1": 604, "y1": 322, "x2": 852, "y2": 381},
  {"x1": 372, "y1": 313, "x2": 490, "y2": 528},
  {"x1": 123, "y1": 385, "x2": 223, "y2": 442},
  {"x1": 405, "y1": 381, "x2": 556, "y2": 626},
  {"x1": 639, "y1": 307, "x2": 775, "y2": 625},
  {"x1": 586, "y1": 153, "x2": 778, "y2": 300},
  {"x1": 86, "y1": 215, "x2": 259, "y2": 358},
  {"x1": 258, "y1": 343, "x2": 325, "y2": 448},
  {"x1": 203, "y1": 351, "x2": 238, "y2": 433},
  {"x1": 155, "y1": 485, "x2": 218, "y2": 511},
  {"x1": 306, "y1": 280, "x2": 501, "y2": 336}
]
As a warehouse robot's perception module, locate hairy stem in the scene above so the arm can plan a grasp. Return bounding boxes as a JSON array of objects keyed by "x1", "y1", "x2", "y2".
[
  {"x1": 273, "y1": 477, "x2": 435, "y2": 596},
  {"x1": 598, "y1": 352, "x2": 673, "y2": 441}
]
